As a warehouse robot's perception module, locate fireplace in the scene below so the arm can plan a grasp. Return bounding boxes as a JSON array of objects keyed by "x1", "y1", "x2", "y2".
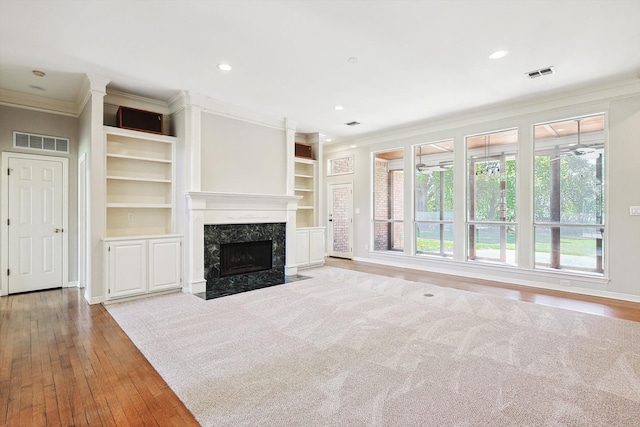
[
  {"x1": 185, "y1": 192, "x2": 302, "y2": 296},
  {"x1": 202, "y1": 222, "x2": 289, "y2": 298},
  {"x1": 220, "y1": 240, "x2": 272, "y2": 277}
]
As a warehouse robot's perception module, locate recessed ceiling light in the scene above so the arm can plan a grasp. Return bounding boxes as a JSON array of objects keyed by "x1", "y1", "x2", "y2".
[
  {"x1": 32, "y1": 70, "x2": 46, "y2": 77},
  {"x1": 350, "y1": 145, "x2": 357, "y2": 148},
  {"x1": 326, "y1": 138, "x2": 332, "y2": 142},
  {"x1": 334, "y1": 105, "x2": 344, "y2": 111},
  {"x1": 347, "y1": 57, "x2": 359, "y2": 64},
  {"x1": 217, "y1": 63, "x2": 232, "y2": 71},
  {"x1": 489, "y1": 50, "x2": 509, "y2": 59}
]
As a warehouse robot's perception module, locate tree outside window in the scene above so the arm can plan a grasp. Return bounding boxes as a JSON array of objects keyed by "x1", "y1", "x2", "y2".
[
  {"x1": 414, "y1": 140, "x2": 454, "y2": 256},
  {"x1": 533, "y1": 114, "x2": 605, "y2": 274},
  {"x1": 467, "y1": 129, "x2": 518, "y2": 265}
]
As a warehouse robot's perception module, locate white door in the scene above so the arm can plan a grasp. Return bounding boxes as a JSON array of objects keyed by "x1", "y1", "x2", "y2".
[
  {"x1": 8, "y1": 156, "x2": 64, "y2": 293},
  {"x1": 328, "y1": 183, "x2": 353, "y2": 258}
]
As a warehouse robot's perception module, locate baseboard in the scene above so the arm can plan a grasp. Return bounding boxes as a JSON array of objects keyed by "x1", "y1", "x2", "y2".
[
  {"x1": 66, "y1": 281, "x2": 79, "y2": 288},
  {"x1": 352, "y1": 256, "x2": 640, "y2": 304}
]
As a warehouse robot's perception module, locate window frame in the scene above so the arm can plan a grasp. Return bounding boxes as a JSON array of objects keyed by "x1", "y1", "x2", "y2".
[
  {"x1": 413, "y1": 139, "x2": 454, "y2": 257},
  {"x1": 532, "y1": 113, "x2": 606, "y2": 275}
]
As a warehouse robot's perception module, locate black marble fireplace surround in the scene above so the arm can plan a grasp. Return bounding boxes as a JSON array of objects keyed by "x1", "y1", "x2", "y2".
[{"x1": 199, "y1": 222, "x2": 306, "y2": 299}]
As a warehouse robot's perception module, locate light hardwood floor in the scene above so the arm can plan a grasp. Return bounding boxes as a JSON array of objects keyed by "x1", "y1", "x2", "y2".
[
  {"x1": 324, "y1": 258, "x2": 640, "y2": 322},
  {"x1": 1, "y1": 259, "x2": 638, "y2": 426}
]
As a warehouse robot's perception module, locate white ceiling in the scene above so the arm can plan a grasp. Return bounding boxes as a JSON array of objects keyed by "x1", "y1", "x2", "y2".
[{"x1": 1, "y1": 0, "x2": 639, "y2": 143}]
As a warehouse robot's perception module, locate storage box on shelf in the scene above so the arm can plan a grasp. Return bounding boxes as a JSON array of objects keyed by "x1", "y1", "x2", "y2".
[{"x1": 103, "y1": 126, "x2": 182, "y2": 300}]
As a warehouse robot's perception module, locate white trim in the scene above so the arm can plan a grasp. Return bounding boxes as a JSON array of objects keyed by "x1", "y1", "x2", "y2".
[
  {"x1": 0, "y1": 88, "x2": 78, "y2": 117},
  {"x1": 325, "y1": 77, "x2": 640, "y2": 152},
  {"x1": 105, "y1": 90, "x2": 172, "y2": 115},
  {"x1": 1, "y1": 152, "x2": 69, "y2": 296},
  {"x1": 170, "y1": 90, "x2": 285, "y2": 130},
  {"x1": 67, "y1": 281, "x2": 79, "y2": 288},
  {"x1": 352, "y1": 250, "x2": 640, "y2": 301}
]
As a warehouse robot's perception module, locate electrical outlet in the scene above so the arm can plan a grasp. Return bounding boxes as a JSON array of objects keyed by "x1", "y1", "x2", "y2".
[
  {"x1": 128, "y1": 212, "x2": 134, "y2": 221},
  {"x1": 560, "y1": 279, "x2": 571, "y2": 286},
  {"x1": 630, "y1": 206, "x2": 640, "y2": 216}
]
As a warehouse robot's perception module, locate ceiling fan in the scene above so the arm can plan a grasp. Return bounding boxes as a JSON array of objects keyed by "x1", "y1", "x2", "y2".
[
  {"x1": 416, "y1": 145, "x2": 427, "y2": 173},
  {"x1": 552, "y1": 119, "x2": 601, "y2": 161}
]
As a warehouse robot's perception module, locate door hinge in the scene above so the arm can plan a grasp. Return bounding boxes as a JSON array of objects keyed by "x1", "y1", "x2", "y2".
[
  {"x1": 108, "y1": 246, "x2": 111, "y2": 252},
  {"x1": 108, "y1": 289, "x2": 110, "y2": 294},
  {"x1": 7, "y1": 168, "x2": 10, "y2": 176},
  {"x1": 6, "y1": 269, "x2": 9, "y2": 276},
  {"x1": 7, "y1": 219, "x2": 9, "y2": 226}
]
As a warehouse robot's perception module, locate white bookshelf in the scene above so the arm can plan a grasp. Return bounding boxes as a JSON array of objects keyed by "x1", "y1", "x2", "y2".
[{"x1": 104, "y1": 126, "x2": 176, "y2": 237}]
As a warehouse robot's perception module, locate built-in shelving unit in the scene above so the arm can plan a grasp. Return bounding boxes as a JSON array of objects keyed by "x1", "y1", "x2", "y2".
[
  {"x1": 104, "y1": 126, "x2": 176, "y2": 237},
  {"x1": 103, "y1": 125, "x2": 182, "y2": 301},
  {"x1": 294, "y1": 133, "x2": 325, "y2": 268},
  {"x1": 294, "y1": 157, "x2": 317, "y2": 227}
]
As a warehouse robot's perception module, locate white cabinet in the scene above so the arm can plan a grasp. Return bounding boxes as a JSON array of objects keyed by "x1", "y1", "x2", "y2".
[
  {"x1": 106, "y1": 239, "x2": 147, "y2": 299},
  {"x1": 148, "y1": 237, "x2": 182, "y2": 292},
  {"x1": 105, "y1": 236, "x2": 182, "y2": 300},
  {"x1": 103, "y1": 126, "x2": 182, "y2": 301},
  {"x1": 296, "y1": 227, "x2": 326, "y2": 268}
]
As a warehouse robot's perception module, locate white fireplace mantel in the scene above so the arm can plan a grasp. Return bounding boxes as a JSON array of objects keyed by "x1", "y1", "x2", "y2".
[{"x1": 184, "y1": 191, "x2": 301, "y2": 294}]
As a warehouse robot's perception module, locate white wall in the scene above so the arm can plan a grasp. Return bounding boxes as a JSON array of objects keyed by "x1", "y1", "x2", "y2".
[
  {"x1": 607, "y1": 95, "x2": 640, "y2": 296},
  {"x1": 0, "y1": 105, "x2": 79, "y2": 283},
  {"x1": 324, "y1": 83, "x2": 640, "y2": 301},
  {"x1": 200, "y1": 113, "x2": 286, "y2": 195}
]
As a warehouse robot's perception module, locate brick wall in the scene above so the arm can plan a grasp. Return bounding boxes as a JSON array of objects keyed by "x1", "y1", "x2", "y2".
[
  {"x1": 391, "y1": 170, "x2": 404, "y2": 249},
  {"x1": 374, "y1": 159, "x2": 389, "y2": 250},
  {"x1": 331, "y1": 186, "x2": 350, "y2": 253}
]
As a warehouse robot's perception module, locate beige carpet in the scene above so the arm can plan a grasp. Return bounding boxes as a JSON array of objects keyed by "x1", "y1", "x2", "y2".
[{"x1": 107, "y1": 266, "x2": 640, "y2": 426}]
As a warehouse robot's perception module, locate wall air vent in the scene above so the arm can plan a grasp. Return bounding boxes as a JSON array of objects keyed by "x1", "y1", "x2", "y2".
[
  {"x1": 345, "y1": 121, "x2": 361, "y2": 126},
  {"x1": 13, "y1": 131, "x2": 69, "y2": 153},
  {"x1": 527, "y1": 66, "x2": 555, "y2": 79}
]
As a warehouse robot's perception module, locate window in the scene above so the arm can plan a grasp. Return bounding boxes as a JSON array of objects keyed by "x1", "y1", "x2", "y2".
[
  {"x1": 533, "y1": 114, "x2": 605, "y2": 274},
  {"x1": 373, "y1": 149, "x2": 404, "y2": 251},
  {"x1": 414, "y1": 140, "x2": 454, "y2": 256},
  {"x1": 467, "y1": 129, "x2": 518, "y2": 264},
  {"x1": 328, "y1": 155, "x2": 354, "y2": 175}
]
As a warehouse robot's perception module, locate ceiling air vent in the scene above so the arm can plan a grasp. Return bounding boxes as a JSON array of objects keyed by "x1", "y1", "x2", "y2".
[
  {"x1": 13, "y1": 131, "x2": 69, "y2": 153},
  {"x1": 345, "y1": 121, "x2": 360, "y2": 126},
  {"x1": 527, "y1": 66, "x2": 555, "y2": 79}
]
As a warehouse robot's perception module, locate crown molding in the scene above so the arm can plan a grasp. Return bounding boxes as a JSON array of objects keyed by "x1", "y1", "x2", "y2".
[
  {"x1": 169, "y1": 90, "x2": 285, "y2": 130},
  {"x1": 105, "y1": 89, "x2": 172, "y2": 115},
  {"x1": 337, "y1": 76, "x2": 640, "y2": 149},
  {"x1": 0, "y1": 88, "x2": 78, "y2": 117}
]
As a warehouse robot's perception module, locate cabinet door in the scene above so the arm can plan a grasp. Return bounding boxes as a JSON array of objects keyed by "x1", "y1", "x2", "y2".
[
  {"x1": 296, "y1": 230, "x2": 310, "y2": 266},
  {"x1": 148, "y1": 237, "x2": 182, "y2": 291},
  {"x1": 309, "y1": 228, "x2": 326, "y2": 264},
  {"x1": 106, "y1": 240, "x2": 147, "y2": 299}
]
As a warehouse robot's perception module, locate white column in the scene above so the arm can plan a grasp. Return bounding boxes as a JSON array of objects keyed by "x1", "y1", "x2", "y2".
[
  {"x1": 284, "y1": 119, "x2": 298, "y2": 275},
  {"x1": 85, "y1": 75, "x2": 110, "y2": 304},
  {"x1": 186, "y1": 195, "x2": 206, "y2": 293}
]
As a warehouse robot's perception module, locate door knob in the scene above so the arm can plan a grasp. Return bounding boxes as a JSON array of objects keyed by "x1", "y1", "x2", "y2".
[{"x1": 55, "y1": 228, "x2": 63, "y2": 233}]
